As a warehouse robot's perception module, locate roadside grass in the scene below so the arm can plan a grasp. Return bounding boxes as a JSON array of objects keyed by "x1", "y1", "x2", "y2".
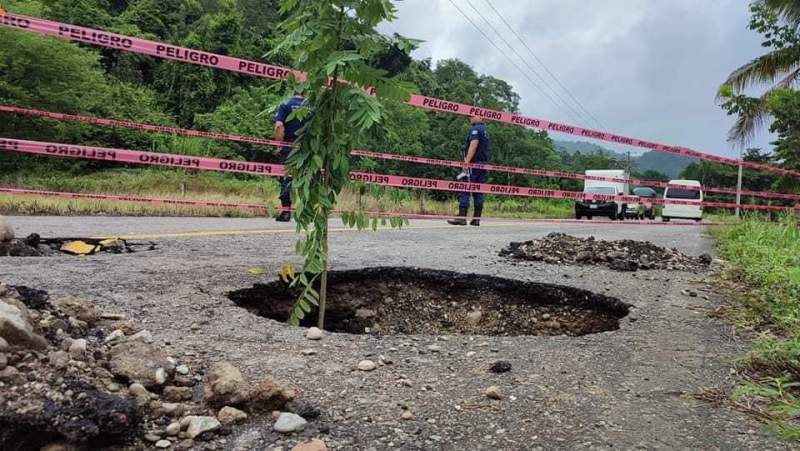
[
  {"x1": 711, "y1": 215, "x2": 800, "y2": 439},
  {"x1": 0, "y1": 169, "x2": 574, "y2": 219}
]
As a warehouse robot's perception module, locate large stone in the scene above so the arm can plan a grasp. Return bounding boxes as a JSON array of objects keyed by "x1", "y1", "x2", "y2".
[
  {"x1": 185, "y1": 416, "x2": 221, "y2": 439},
  {"x1": 55, "y1": 296, "x2": 99, "y2": 325},
  {"x1": 292, "y1": 439, "x2": 328, "y2": 451},
  {"x1": 0, "y1": 216, "x2": 13, "y2": 242},
  {"x1": 248, "y1": 379, "x2": 295, "y2": 412},
  {"x1": 273, "y1": 412, "x2": 307, "y2": 433},
  {"x1": 217, "y1": 406, "x2": 248, "y2": 425},
  {"x1": 109, "y1": 340, "x2": 172, "y2": 388},
  {"x1": 204, "y1": 361, "x2": 251, "y2": 407},
  {"x1": 0, "y1": 300, "x2": 47, "y2": 350}
]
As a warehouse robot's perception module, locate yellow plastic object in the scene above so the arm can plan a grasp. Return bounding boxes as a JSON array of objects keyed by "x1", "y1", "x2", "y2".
[
  {"x1": 98, "y1": 238, "x2": 119, "y2": 246},
  {"x1": 60, "y1": 241, "x2": 99, "y2": 256}
]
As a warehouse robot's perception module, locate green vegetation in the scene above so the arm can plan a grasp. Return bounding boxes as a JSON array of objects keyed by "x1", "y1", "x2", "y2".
[{"x1": 712, "y1": 216, "x2": 800, "y2": 439}]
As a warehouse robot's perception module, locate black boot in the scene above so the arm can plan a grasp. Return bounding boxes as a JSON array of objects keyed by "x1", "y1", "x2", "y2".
[
  {"x1": 470, "y1": 207, "x2": 482, "y2": 226},
  {"x1": 276, "y1": 209, "x2": 291, "y2": 222},
  {"x1": 448, "y1": 208, "x2": 468, "y2": 226}
]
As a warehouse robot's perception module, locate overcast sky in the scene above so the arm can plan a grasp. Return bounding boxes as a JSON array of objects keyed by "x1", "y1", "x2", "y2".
[{"x1": 379, "y1": 0, "x2": 771, "y2": 158}]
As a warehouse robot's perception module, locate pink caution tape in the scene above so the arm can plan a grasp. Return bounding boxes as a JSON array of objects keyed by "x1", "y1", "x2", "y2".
[
  {"x1": 0, "y1": 137, "x2": 286, "y2": 177},
  {"x1": 0, "y1": 105, "x2": 289, "y2": 148},
  {"x1": 0, "y1": 13, "x2": 303, "y2": 81},
  {"x1": 351, "y1": 150, "x2": 800, "y2": 202},
  {"x1": 0, "y1": 187, "x2": 721, "y2": 227},
  {"x1": 1, "y1": 137, "x2": 796, "y2": 212},
  {"x1": 348, "y1": 171, "x2": 797, "y2": 212},
  {"x1": 2, "y1": 12, "x2": 799, "y2": 178},
  {"x1": 4, "y1": 104, "x2": 799, "y2": 203}
]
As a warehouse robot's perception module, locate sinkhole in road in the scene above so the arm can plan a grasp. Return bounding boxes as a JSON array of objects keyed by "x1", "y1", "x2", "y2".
[{"x1": 229, "y1": 267, "x2": 631, "y2": 337}]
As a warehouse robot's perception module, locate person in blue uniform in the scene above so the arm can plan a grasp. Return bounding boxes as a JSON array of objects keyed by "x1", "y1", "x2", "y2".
[
  {"x1": 448, "y1": 116, "x2": 490, "y2": 226},
  {"x1": 273, "y1": 92, "x2": 306, "y2": 222}
]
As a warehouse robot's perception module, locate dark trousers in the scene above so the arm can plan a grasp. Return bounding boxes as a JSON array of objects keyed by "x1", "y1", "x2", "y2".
[
  {"x1": 458, "y1": 169, "x2": 488, "y2": 216},
  {"x1": 279, "y1": 146, "x2": 292, "y2": 208}
]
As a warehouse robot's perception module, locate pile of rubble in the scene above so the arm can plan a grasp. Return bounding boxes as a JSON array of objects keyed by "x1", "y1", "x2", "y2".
[
  {"x1": 500, "y1": 233, "x2": 712, "y2": 272},
  {"x1": 0, "y1": 283, "x2": 319, "y2": 450}
]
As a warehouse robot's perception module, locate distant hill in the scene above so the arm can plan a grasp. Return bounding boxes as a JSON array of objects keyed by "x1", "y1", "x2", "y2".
[
  {"x1": 554, "y1": 140, "x2": 693, "y2": 179},
  {"x1": 634, "y1": 152, "x2": 693, "y2": 179}
]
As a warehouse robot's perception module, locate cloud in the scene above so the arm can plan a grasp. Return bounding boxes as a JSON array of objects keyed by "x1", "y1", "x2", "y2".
[{"x1": 380, "y1": 0, "x2": 771, "y2": 158}]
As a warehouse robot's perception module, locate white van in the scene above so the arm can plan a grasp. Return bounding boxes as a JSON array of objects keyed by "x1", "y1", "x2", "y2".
[{"x1": 662, "y1": 180, "x2": 703, "y2": 222}]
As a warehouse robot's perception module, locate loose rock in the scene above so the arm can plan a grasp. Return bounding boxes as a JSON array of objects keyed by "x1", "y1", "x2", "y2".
[
  {"x1": 357, "y1": 360, "x2": 377, "y2": 371},
  {"x1": 305, "y1": 327, "x2": 323, "y2": 340},
  {"x1": 186, "y1": 416, "x2": 221, "y2": 439},
  {"x1": 218, "y1": 406, "x2": 248, "y2": 425},
  {"x1": 163, "y1": 386, "x2": 193, "y2": 402},
  {"x1": 166, "y1": 422, "x2": 182, "y2": 436},
  {"x1": 466, "y1": 310, "x2": 483, "y2": 325},
  {"x1": 485, "y1": 386, "x2": 502, "y2": 400},
  {"x1": 248, "y1": 379, "x2": 296, "y2": 412},
  {"x1": 291, "y1": 439, "x2": 328, "y2": 451},
  {"x1": 109, "y1": 340, "x2": 172, "y2": 388},
  {"x1": 104, "y1": 329, "x2": 126, "y2": 344},
  {"x1": 273, "y1": 412, "x2": 307, "y2": 433},
  {"x1": 0, "y1": 299, "x2": 47, "y2": 350},
  {"x1": 56, "y1": 296, "x2": 99, "y2": 325},
  {"x1": 204, "y1": 361, "x2": 251, "y2": 407},
  {"x1": 68, "y1": 338, "x2": 88, "y2": 358},
  {"x1": 130, "y1": 330, "x2": 154, "y2": 344},
  {"x1": 155, "y1": 439, "x2": 172, "y2": 448}
]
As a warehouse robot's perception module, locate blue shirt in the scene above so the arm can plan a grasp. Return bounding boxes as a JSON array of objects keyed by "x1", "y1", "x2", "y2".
[
  {"x1": 275, "y1": 96, "x2": 306, "y2": 141},
  {"x1": 465, "y1": 122, "x2": 490, "y2": 163}
]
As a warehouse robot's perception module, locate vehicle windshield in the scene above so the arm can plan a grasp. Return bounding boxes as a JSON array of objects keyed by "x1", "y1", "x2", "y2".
[
  {"x1": 666, "y1": 188, "x2": 701, "y2": 199},
  {"x1": 633, "y1": 187, "x2": 657, "y2": 197},
  {"x1": 586, "y1": 186, "x2": 617, "y2": 195}
]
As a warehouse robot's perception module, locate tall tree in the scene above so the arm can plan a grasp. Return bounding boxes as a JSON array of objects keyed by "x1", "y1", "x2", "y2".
[{"x1": 719, "y1": 0, "x2": 800, "y2": 143}]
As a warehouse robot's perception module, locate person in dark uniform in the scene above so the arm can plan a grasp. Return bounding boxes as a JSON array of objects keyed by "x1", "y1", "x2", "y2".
[
  {"x1": 448, "y1": 115, "x2": 490, "y2": 226},
  {"x1": 273, "y1": 92, "x2": 306, "y2": 222}
]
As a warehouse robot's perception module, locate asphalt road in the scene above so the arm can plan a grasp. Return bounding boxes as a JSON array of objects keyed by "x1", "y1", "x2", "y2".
[{"x1": 0, "y1": 216, "x2": 784, "y2": 450}]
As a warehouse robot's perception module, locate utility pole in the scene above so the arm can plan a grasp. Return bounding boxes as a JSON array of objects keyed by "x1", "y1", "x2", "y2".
[
  {"x1": 625, "y1": 151, "x2": 631, "y2": 175},
  {"x1": 735, "y1": 146, "x2": 743, "y2": 219}
]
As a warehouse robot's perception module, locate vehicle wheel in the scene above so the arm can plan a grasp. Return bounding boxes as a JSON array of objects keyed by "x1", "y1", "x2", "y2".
[
  {"x1": 649, "y1": 212, "x2": 656, "y2": 220},
  {"x1": 662, "y1": 216, "x2": 670, "y2": 222},
  {"x1": 575, "y1": 212, "x2": 582, "y2": 220},
  {"x1": 694, "y1": 218, "x2": 702, "y2": 223},
  {"x1": 609, "y1": 213, "x2": 617, "y2": 221},
  {"x1": 587, "y1": 215, "x2": 593, "y2": 220}
]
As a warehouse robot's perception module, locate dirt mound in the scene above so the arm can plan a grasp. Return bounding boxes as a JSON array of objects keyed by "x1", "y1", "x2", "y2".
[
  {"x1": 230, "y1": 267, "x2": 630, "y2": 337},
  {"x1": 0, "y1": 234, "x2": 155, "y2": 257},
  {"x1": 500, "y1": 233, "x2": 712, "y2": 272}
]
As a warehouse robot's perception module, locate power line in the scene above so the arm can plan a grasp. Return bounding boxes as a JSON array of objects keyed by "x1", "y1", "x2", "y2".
[
  {"x1": 483, "y1": 0, "x2": 607, "y2": 131},
  {"x1": 461, "y1": 0, "x2": 593, "y2": 128},
  {"x1": 445, "y1": 0, "x2": 585, "y2": 126}
]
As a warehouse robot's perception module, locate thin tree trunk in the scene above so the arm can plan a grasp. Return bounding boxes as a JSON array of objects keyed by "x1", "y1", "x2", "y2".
[{"x1": 317, "y1": 2, "x2": 346, "y2": 330}]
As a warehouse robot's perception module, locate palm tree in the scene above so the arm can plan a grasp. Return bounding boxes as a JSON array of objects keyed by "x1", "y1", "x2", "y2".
[{"x1": 720, "y1": 0, "x2": 800, "y2": 144}]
